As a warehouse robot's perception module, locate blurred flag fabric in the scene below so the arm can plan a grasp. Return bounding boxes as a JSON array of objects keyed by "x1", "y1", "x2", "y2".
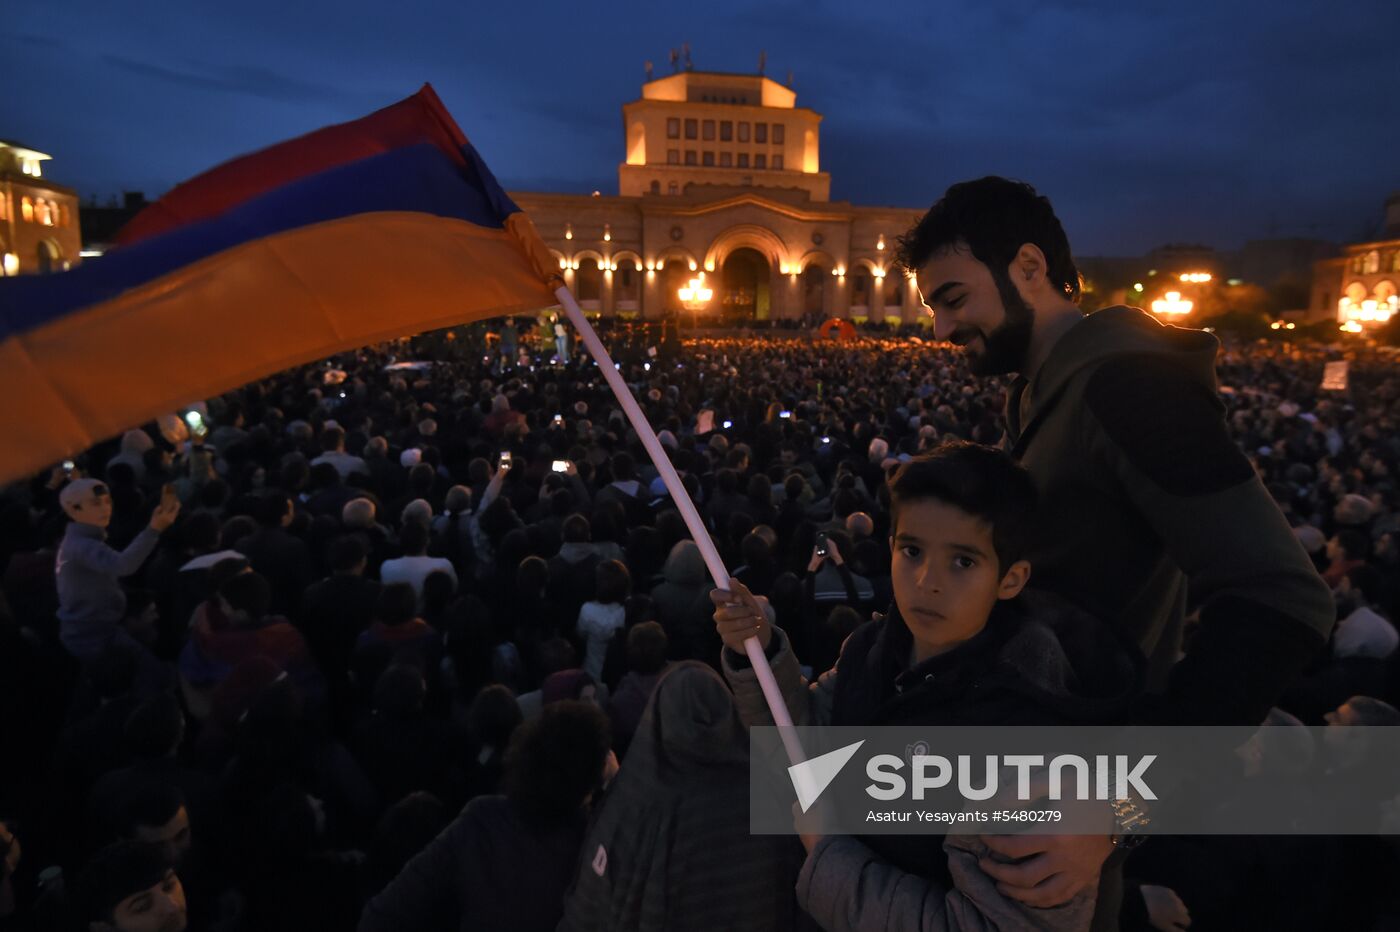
[{"x1": 0, "y1": 84, "x2": 561, "y2": 484}]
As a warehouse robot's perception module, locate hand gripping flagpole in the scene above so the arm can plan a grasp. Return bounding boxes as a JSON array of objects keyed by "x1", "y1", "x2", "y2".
[{"x1": 554, "y1": 286, "x2": 808, "y2": 773}]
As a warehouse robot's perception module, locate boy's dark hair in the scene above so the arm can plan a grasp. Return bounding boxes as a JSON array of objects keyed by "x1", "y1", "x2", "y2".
[
  {"x1": 594, "y1": 559, "x2": 632, "y2": 605},
  {"x1": 887, "y1": 439, "x2": 1038, "y2": 571},
  {"x1": 219, "y1": 571, "x2": 272, "y2": 621},
  {"x1": 1336, "y1": 528, "x2": 1369, "y2": 561},
  {"x1": 74, "y1": 841, "x2": 175, "y2": 924},
  {"x1": 376, "y1": 582, "x2": 418, "y2": 626},
  {"x1": 895, "y1": 176, "x2": 1081, "y2": 303},
  {"x1": 626, "y1": 621, "x2": 669, "y2": 674},
  {"x1": 328, "y1": 534, "x2": 367, "y2": 573},
  {"x1": 502, "y1": 700, "x2": 610, "y2": 829}
]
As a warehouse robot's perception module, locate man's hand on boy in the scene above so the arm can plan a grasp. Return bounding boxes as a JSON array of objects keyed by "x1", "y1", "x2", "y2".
[
  {"x1": 710, "y1": 577, "x2": 772, "y2": 653},
  {"x1": 976, "y1": 832, "x2": 1113, "y2": 908}
]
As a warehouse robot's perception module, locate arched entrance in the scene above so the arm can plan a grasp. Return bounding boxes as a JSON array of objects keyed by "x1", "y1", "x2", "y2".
[
  {"x1": 802, "y1": 265, "x2": 827, "y2": 317},
  {"x1": 37, "y1": 240, "x2": 62, "y2": 275},
  {"x1": 721, "y1": 247, "x2": 771, "y2": 323}
]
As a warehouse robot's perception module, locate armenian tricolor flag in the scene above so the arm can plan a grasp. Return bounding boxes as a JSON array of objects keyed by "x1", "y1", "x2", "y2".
[{"x1": 0, "y1": 85, "x2": 561, "y2": 484}]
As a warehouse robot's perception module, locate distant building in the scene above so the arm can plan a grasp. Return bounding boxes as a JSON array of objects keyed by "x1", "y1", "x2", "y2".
[
  {"x1": 0, "y1": 141, "x2": 81, "y2": 276},
  {"x1": 80, "y1": 191, "x2": 150, "y2": 255},
  {"x1": 1312, "y1": 193, "x2": 1400, "y2": 330},
  {"x1": 512, "y1": 69, "x2": 923, "y2": 323}
]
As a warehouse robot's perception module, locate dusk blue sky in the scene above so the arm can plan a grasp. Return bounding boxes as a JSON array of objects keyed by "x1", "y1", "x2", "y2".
[{"x1": 4, "y1": 0, "x2": 1397, "y2": 255}]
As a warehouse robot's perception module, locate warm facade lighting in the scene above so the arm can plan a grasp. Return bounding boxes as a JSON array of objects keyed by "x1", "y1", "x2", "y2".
[
  {"x1": 877, "y1": 234, "x2": 885, "y2": 251},
  {"x1": 603, "y1": 224, "x2": 611, "y2": 242},
  {"x1": 1151, "y1": 291, "x2": 1192, "y2": 315},
  {"x1": 2, "y1": 253, "x2": 18, "y2": 276},
  {"x1": 1179, "y1": 272, "x2": 1212, "y2": 283},
  {"x1": 564, "y1": 224, "x2": 573, "y2": 240}
]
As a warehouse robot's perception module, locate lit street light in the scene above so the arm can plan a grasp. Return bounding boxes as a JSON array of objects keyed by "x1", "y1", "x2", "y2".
[{"x1": 678, "y1": 273, "x2": 712, "y2": 329}]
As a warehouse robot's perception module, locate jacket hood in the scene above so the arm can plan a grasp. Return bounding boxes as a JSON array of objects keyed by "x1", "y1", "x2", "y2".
[
  {"x1": 661, "y1": 540, "x2": 710, "y2": 586},
  {"x1": 1012, "y1": 306, "x2": 1219, "y2": 448},
  {"x1": 628, "y1": 661, "x2": 749, "y2": 776}
]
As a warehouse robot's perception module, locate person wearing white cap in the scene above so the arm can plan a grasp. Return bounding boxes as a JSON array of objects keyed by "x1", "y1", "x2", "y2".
[{"x1": 55, "y1": 478, "x2": 180, "y2": 685}]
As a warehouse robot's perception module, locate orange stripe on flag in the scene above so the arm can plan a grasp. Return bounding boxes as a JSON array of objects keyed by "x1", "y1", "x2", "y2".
[{"x1": 0, "y1": 211, "x2": 557, "y2": 483}]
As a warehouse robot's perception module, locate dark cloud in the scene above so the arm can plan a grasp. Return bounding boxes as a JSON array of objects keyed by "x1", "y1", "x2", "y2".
[{"x1": 102, "y1": 56, "x2": 358, "y2": 105}]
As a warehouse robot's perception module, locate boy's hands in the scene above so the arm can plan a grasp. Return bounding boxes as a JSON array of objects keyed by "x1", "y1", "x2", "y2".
[{"x1": 710, "y1": 577, "x2": 772, "y2": 653}]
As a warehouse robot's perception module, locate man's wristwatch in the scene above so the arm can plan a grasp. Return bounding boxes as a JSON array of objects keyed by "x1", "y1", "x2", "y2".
[{"x1": 1109, "y1": 793, "x2": 1151, "y2": 849}]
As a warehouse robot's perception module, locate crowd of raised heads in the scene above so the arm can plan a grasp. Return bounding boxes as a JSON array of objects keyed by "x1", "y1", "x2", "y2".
[{"x1": 0, "y1": 318, "x2": 1397, "y2": 930}]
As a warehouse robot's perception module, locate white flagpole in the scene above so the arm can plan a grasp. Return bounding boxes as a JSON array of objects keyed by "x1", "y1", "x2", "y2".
[{"x1": 554, "y1": 286, "x2": 806, "y2": 769}]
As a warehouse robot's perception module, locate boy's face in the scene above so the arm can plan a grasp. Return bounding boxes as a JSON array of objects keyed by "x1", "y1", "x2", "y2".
[
  {"x1": 890, "y1": 499, "x2": 1030, "y2": 661},
  {"x1": 94, "y1": 869, "x2": 187, "y2": 932}
]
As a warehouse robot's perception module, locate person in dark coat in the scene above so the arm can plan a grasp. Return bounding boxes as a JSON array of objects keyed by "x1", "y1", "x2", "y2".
[
  {"x1": 558, "y1": 661, "x2": 798, "y2": 932},
  {"x1": 358, "y1": 700, "x2": 613, "y2": 932}
]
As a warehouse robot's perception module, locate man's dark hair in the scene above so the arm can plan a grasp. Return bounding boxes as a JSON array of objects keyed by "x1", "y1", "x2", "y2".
[
  {"x1": 626, "y1": 621, "x2": 669, "y2": 674},
  {"x1": 181, "y1": 511, "x2": 221, "y2": 552},
  {"x1": 257, "y1": 491, "x2": 293, "y2": 528},
  {"x1": 562, "y1": 513, "x2": 591, "y2": 543},
  {"x1": 376, "y1": 582, "x2": 418, "y2": 626},
  {"x1": 888, "y1": 439, "x2": 1038, "y2": 571},
  {"x1": 502, "y1": 700, "x2": 611, "y2": 829},
  {"x1": 398, "y1": 520, "x2": 430, "y2": 556},
  {"x1": 895, "y1": 176, "x2": 1081, "y2": 302},
  {"x1": 219, "y1": 571, "x2": 272, "y2": 622},
  {"x1": 465, "y1": 683, "x2": 524, "y2": 749},
  {"x1": 517, "y1": 555, "x2": 549, "y2": 594},
  {"x1": 1346, "y1": 564, "x2": 1383, "y2": 605},
  {"x1": 594, "y1": 559, "x2": 631, "y2": 605},
  {"x1": 74, "y1": 841, "x2": 176, "y2": 924},
  {"x1": 320, "y1": 425, "x2": 345, "y2": 452},
  {"x1": 328, "y1": 534, "x2": 367, "y2": 573}
]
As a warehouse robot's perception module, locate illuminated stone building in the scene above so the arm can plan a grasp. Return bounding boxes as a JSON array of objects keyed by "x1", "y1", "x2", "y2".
[
  {"x1": 1312, "y1": 193, "x2": 1400, "y2": 331},
  {"x1": 511, "y1": 70, "x2": 924, "y2": 323},
  {"x1": 0, "y1": 141, "x2": 81, "y2": 276}
]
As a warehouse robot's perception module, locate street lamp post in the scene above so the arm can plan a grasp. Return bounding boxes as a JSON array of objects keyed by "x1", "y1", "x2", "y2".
[{"x1": 678, "y1": 273, "x2": 713, "y2": 330}]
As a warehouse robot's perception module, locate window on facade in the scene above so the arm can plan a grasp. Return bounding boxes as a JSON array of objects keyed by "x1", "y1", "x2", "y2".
[
  {"x1": 702, "y1": 120, "x2": 715, "y2": 141},
  {"x1": 755, "y1": 123, "x2": 768, "y2": 144},
  {"x1": 684, "y1": 119, "x2": 697, "y2": 140},
  {"x1": 738, "y1": 122, "x2": 750, "y2": 142},
  {"x1": 650, "y1": 180, "x2": 661, "y2": 194},
  {"x1": 702, "y1": 151, "x2": 715, "y2": 166},
  {"x1": 21, "y1": 197, "x2": 33, "y2": 222},
  {"x1": 755, "y1": 154, "x2": 767, "y2": 169},
  {"x1": 0, "y1": 195, "x2": 7, "y2": 221},
  {"x1": 772, "y1": 154, "x2": 784, "y2": 170},
  {"x1": 685, "y1": 150, "x2": 697, "y2": 165},
  {"x1": 772, "y1": 123, "x2": 785, "y2": 144},
  {"x1": 667, "y1": 118, "x2": 680, "y2": 139},
  {"x1": 668, "y1": 181, "x2": 679, "y2": 195},
  {"x1": 667, "y1": 149, "x2": 680, "y2": 165},
  {"x1": 1365, "y1": 251, "x2": 1381, "y2": 274},
  {"x1": 1392, "y1": 252, "x2": 1400, "y2": 274},
  {"x1": 720, "y1": 152, "x2": 733, "y2": 167},
  {"x1": 720, "y1": 121, "x2": 733, "y2": 141},
  {"x1": 737, "y1": 153, "x2": 749, "y2": 168}
]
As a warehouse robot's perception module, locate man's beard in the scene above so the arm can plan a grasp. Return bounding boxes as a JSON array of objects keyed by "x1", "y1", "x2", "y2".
[{"x1": 965, "y1": 272, "x2": 1035, "y2": 376}]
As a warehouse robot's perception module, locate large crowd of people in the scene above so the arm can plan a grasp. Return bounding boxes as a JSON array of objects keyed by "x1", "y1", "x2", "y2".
[{"x1": 1, "y1": 317, "x2": 1398, "y2": 930}]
